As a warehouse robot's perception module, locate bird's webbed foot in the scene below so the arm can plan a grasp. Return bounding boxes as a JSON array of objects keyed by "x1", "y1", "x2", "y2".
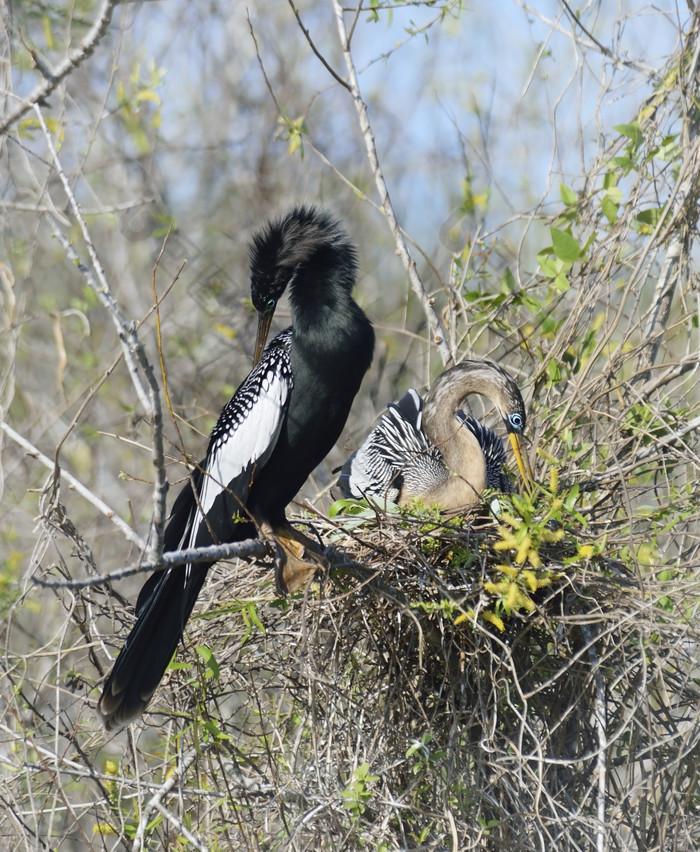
[{"x1": 265, "y1": 523, "x2": 327, "y2": 595}]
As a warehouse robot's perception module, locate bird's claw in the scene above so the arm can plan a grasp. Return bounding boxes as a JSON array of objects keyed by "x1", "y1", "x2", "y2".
[{"x1": 272, "y1": 528, "x2": 327, "y2": 595}]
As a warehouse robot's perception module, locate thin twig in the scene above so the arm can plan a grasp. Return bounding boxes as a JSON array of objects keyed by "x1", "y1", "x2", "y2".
[
  {"x1": 54, "y1": 256, "x2": 186, "y2": 462},
  {"x1": 35, "y1": 105, "x2": 168, "y2": 570},
  {"x1": 582, "y1": 622, "x2": 608, "y2": 852},
  {"x1": 131, "y1": 747, "x2": 207, "y2": 852},
  {"x1": 330, "y1": 0, "x2": 451, "y2": 366},
  {"x1": 286, "y1": 0, "x2": 350, "y2": 92},
  {"x1": 633, "y1": 33, "x2": 700, "y2": 384},
  {"x1": 151, "y1": 802, "x2": 209, "y2": 852}
]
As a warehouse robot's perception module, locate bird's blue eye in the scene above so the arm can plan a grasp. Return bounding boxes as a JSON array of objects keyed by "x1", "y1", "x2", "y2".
[
  {"x1": 508, "y1": 413, "x2": 523, "y2": 431},
  {"x1": 265, "y1": 298, "x2": 276, "y2": 313}
]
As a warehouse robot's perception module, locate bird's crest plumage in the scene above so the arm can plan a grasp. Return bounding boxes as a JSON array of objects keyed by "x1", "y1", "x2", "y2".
[{"x1": 249, "y1": 206, "x2": 357, "y2": 312}]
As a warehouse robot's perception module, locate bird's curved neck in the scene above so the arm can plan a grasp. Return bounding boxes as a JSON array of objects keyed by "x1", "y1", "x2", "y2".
[
  {"x1": 421, "y1": 375, "x2": 490, "y2": 510},
  {"x1": 287, "y1": 253, "x2": 354, "y2": 324},
  {"x1": 423, "y1": 410, "x2": 487, "y2": 510}
]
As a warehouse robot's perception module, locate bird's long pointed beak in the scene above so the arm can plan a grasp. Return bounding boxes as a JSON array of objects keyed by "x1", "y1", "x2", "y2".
[
  {"x1": 509, "y1": 433, "x2": 535, "y2": 494},
  {"x1": 254, "y1": 310, "x2": 273, "y2": 366}
]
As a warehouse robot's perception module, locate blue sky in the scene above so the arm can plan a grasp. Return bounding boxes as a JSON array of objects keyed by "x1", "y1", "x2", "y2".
[{"x1": 116, "y1": 0, "x2": 685, "y2": 269}]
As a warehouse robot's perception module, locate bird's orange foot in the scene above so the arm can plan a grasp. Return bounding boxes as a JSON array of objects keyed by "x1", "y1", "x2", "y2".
[{"x1": 267, "y1": 525, "x2": 327, "y2": 595}]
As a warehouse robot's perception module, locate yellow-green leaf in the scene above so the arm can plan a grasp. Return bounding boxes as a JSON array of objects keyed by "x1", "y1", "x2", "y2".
[{"x1": 560, "y1": 182, "x2": 578, "y2": 207}]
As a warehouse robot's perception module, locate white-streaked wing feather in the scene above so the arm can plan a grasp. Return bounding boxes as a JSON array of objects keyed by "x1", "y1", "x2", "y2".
[
  {"x1": 188, "y1": 329, "x2": 293, "y2": 548},
  {"x1": 338, "y1": 388, "x2": 440, "y2": 502},
  {"x1": 137, "y1": 329, "x2": 293, "y2": 609},
  {"x1": 198, "y1": 370, "x2": 290, "y2": 517}
]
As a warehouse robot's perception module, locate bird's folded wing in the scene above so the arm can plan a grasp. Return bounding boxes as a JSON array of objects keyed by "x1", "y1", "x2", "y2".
[{"x1": 190, "y1": 328, "x2": 294, "y2": 548}]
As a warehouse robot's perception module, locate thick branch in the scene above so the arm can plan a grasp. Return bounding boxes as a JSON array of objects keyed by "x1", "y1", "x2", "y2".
[{"x1": 32, "y1": 539, "x2": 271, "y2": 590}]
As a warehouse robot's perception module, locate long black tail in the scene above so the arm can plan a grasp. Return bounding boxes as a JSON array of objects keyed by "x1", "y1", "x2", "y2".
[
  {"x1": 98, "y1": 470, "x2": 213, "y2": 730},
  {"x1": 98, "y1": 560, "x2": 210, "y2": 731},
  {"x1": 98, "y1": 425, "x2": 257, "y2": 728}
]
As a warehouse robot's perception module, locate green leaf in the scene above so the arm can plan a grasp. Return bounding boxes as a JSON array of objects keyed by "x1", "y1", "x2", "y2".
[
  {"x1": 278, "y1": 115, "x2": 308, "y2": 160},
  {"x1": 656, "y1": 134, "x2": 680, "y2": 162},
  {"x1": 636, "y1": 207, "x2": 664, "y2": 227},
  {"x1": 244, "y1": 601, "x2": 265, "y2": 634},
  {"x1": 537, "y1": 248, "x2": 559, "y2": 278},
  {"x1": 135, "y1": 89, "x2": 161, "y2": 105},
  {"x1": 550, "y1": 227, "x2": 581, "y2": 263},
  {"x1": 553, "y1": 273, "x2": 570, "y2": 293},
  {"x1": 546, "y1": 360, "x2": 562, "y2": 384},
  {"x1": 355, "y1": 762, "x2": 379, "y2": 784},
  {"x1": 563, "y1": 483, "x2": 580, "y2": 512},
  {"x1": 559, "y1": 182, "x2": 578, "y2": 207},
  {"x1": 581, "y1": 232, "x2": 598, "y2": 255},
  {"x1": 614, "y1": 122, "x2": 643, "y2": 149},
  {"x1": 500, "y1": 267, "x2": 516, "y2": 294},
  {"x1": 202, "y1": 719, "x2": 233, "y2": 742},
  {"x1": 196, "y1": 645, "x2": 220, "y2": 680},
  {"x1": 611, "y1": 155, "x2": 636, "y2": 172},
  {"x1": 601, "y1": 195, "x2": 619, "y2": 224},
  {"x1": 602, "y1": 171, "x2": 617, "y2": 190}
]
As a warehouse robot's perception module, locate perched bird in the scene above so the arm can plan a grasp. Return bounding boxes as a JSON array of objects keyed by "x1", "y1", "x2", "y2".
[
  {"x1": 98, "y1": 206, "x2": 374, "y2": 730},
  {"x1": 336, "y1": 360, "x2": 532, "y2": 511}
]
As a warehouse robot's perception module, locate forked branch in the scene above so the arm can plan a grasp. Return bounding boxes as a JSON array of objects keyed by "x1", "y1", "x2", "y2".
[{"x1": 0, "y1": 0, "x2": 119, "y2": 136}]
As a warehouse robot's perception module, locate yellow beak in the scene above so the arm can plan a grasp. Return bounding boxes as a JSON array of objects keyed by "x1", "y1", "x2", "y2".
[{"x1": 509, "y1": 432, "x2": 535, "y2": 494}]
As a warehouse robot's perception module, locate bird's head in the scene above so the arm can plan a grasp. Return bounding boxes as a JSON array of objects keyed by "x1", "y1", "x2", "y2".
[
  {"x1": 429, "y1": 359, "x2": 534, "y2": 492},
  {"x1": 249, "y1": 206, "x2": 357, "y2": 363},
  {"x1": 490, "y1": 371, "x2": 527, "y2": 438}
]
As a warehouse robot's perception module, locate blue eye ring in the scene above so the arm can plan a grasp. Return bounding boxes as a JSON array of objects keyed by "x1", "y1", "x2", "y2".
[
  {"x1": 265, "y1": 297, "x2": 276, "y2": 313},
  {"x1": 508, "y1": 412, "x2": 524, "y2": 431}
]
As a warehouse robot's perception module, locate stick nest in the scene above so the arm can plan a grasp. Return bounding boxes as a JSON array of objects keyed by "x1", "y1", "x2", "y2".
[{"x1": 68, "y1": 493, "x2": 698, "y2": 851}]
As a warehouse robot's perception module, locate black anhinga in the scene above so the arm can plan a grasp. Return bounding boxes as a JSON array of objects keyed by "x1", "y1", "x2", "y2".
[
  {"x1": 336, "y1": 360, "x2": 532, "y2": 511},
  {"x1": 98, "y1": 206, "x2": 374, "y2": 730}
]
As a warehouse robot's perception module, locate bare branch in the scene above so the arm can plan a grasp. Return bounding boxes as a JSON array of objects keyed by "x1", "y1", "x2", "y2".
[
  {"x1": 32, "y1": 538, "x2": 270, "y2": 590},
  {"x1": 0, "y1": 0, "x2": 119, "y2": 137},
  {"x1": 330, "y1": 0, "x2": 451, "y2": 366},
  {"x1": 34, "y1": 106, "x2": 168, "y2": 566},
  {"x1": 131, "y1": 747, "x2": 207, "y2": 852},
  {"x1": 0, "y1": 419, "x2": 145, "y2": 549},
  {"x1": 33, "y1": 537, "x2": 425, "y2": 593},
  {"x1": 286, "y1": 0, "x2": 350, "y2": 92},
  {"x1": 634, "y1": 34, "x2": 700, "y2": 384}
]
